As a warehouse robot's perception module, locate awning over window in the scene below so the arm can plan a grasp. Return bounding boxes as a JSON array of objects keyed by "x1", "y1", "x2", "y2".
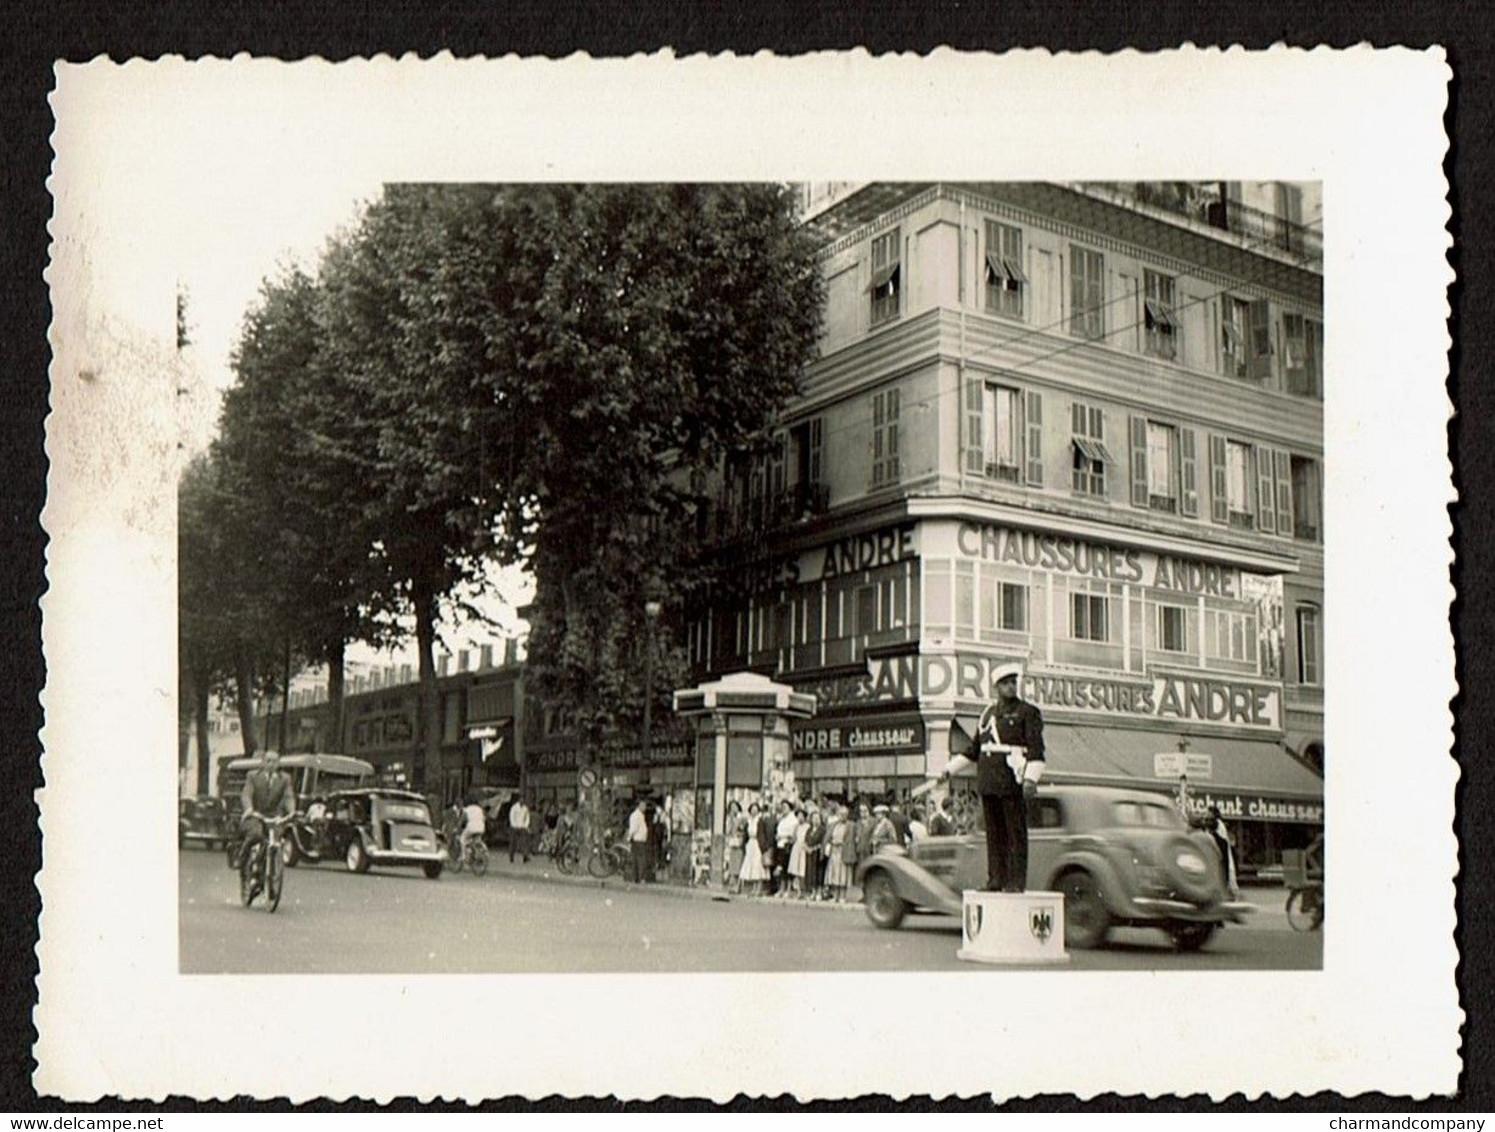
[
  {"x1": 867, "y1": 263, "x2": 900, "y2": 292},
  {"x1": 1072, "y1": 437, "x2": 1115, "y2": 464},
  {"x1": 1144, "y1": 298, "x2": 1176, "y2": 330},
  {"x1": 1042, "y1": 723, "x2": 1323, "y2": 810},
  {"x1": 985, "y1": 251, "x2": 1028, "y2": 285}
]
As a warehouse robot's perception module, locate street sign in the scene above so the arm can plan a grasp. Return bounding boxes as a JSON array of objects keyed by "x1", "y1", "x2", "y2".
[
  {"x1": 579, "y1": 767, "x2": 599, "y2": 789},
  {"x1": 1154, "y1": 752, "x2": 1213, "y2": 779},
  {"x1": 468, "y1": 725, "x2": 499, "y2": 740}
]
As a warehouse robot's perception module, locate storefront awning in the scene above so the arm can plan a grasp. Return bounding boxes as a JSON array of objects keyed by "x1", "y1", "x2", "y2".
[{"x1": 1042, "y1": 724, "x2": 1323, "y2": 802}]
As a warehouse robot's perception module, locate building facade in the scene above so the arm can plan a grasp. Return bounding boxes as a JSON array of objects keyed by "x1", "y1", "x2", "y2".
[{"x1": 679, "y1": 181, "x2": 1324, "y2": 871}]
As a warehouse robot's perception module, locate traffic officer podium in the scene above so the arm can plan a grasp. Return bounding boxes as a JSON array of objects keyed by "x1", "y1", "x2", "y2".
[{"x1": 956, "y1": 889, "x2": 1070, "y2": 965}]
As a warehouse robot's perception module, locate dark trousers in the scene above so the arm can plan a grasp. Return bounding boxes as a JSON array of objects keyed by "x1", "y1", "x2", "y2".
[
  {"x1": 509, "y1": 828, "x2": 530, "y2": 861},
  {"x1": 981, "y1": 792, "x2": 1028, "y2": 892},
  {"x1": 630, "y1": 840, "x2": 650, "y2": 883}
]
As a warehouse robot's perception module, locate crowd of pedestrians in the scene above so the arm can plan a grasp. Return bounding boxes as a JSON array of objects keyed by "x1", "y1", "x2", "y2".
[{"x1": 720, "y1": 790, "x2": 974, "y2": 901}]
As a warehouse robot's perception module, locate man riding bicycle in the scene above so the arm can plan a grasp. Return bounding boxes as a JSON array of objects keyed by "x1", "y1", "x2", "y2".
[
  {"x1": 460, "y1": 793, "x2": 487, "y2": 857},
  {"x1": 238, "y1": 750, "x2": 296, "y2": 896}
]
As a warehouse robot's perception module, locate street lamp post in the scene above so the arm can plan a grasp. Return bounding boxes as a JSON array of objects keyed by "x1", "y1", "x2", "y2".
[{"x1": 640, "y1": 599, "x2": 663, "y2": 789}]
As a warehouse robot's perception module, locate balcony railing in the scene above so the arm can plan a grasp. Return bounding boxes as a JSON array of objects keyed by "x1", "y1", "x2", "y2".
[{"x1": 710, "y1": 481, "x2": 831, "y2": 542}]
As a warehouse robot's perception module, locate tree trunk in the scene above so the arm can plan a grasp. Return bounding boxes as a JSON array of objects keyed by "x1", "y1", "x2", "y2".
[
  {"x1": 415, "y1": 579, "x2": 443, "y2": 798},
  {"x1": 325, "y1": 635, "x2": 346, "y2": 753},
  {"x1": 193, "y1": 669, "x2": 213, "y2": 795},
  {"x1": 278, "y1": 637, "x2": 292, "y2": 753},
  {"x1": 234, "y1": 643, "x2": 258, "y2": 757}
]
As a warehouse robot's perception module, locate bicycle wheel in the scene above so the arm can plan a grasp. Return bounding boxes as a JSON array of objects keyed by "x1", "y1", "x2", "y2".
[
  {"x1": 240, "y1": 845, "x2": 260, "y2": 906},
  {"x1": 556, "y1": 844, "x2": 578, "y2": 875},
  {"x1": 449, "y1": 843, "x2": 464, "y2": 874},
  {"x1": 471, "y1": 842, "x2": 489, "y2": 877},
  {"x1": 265, "y1": 841, "x2": 284, "y2": 913},
  {"x1": 587, "y1": 847, "x2": 612, "y2": 879},
  {"x1": 1286, "y1": 887, "x2": 1322, "y2": 932}
]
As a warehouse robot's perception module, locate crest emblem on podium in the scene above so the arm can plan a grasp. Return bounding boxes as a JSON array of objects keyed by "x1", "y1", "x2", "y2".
[
  {"x1": 1029, "y1": 906, "x2": 1054, "y2": 942},
  {"x1": 964, "y1": 902, "x2": 984, "y2": 941}
]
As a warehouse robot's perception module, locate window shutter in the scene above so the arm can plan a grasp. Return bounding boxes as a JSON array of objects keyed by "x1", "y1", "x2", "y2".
[
  {"x1": 808, "y1": 418, "x2": 823, "y2": 484},
  {"x1": 965, "y1": 376, "x2": 985, "y2": 474},
  {"x1": 1069, "y1": 249, "x2": 1086, "y2": 336},
  {"x1": 1129, "y1": 415, "x2": 1148, "y2": 508},
  {"x1": 1248, "y1": 298, "x2": 1273, "y2": 379},
  {"x1": 888, "y1": 388, "x2": 901, "y2": 479},
  {"x1": 1209, "y1": 434, "x2": 1228, "y2": 524},
  {"x1": 1024, "y1": 390, "x2": 1043, "y2": 486},
  {"x1": 771, "y1": 434, "x2": 787, "y2": 497},
  {"x1": 1180, "y1": 428, "x2": 1199, "y2": 517},
  {"x1": 1274, "y1": 449, "x2": 1294, "y2": 536},
  {"x1": 1256, "y1": 444, "x2": 1277, "y2": 533}
]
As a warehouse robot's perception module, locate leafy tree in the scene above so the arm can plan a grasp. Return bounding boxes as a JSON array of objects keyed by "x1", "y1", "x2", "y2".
[
  {"x1": 220, "y1": 264, "x2": 395, "y2": 753},
  {"x1": 402, "y1": 183, "x2": 824, "y2": 755},
  {"x1": 316, "y1": 189, "x2": 501, "y2": 788}
]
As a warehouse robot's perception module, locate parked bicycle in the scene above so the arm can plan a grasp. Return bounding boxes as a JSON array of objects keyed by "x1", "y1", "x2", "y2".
[
  {"x1": 555, "y1": 832, "x2": 628, "y2": 878},
  {"x1": 240, "y1": 815, "x2": 292, "y2": 913}
]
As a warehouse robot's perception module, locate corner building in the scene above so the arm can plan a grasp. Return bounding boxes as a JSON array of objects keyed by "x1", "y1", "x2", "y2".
[{"x1": 688, "y1": 182, "x2": 1324, "y2": 872}]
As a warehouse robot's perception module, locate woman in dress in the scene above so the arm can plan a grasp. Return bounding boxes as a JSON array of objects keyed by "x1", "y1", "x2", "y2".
[
  {"x1": 725, "y1": 800, "x2": 746, "y2": 892},
  {"x1": 825, "y1": 804, "x2": 852, "y2": 902},
  {"x1": 738, "y1": 801, "x2": 767, "y2": 896},
  {"x1": 787, "y1": 805, "x2": 809, "y2": 898},
  {"x1": 803, "y1": 806, "x2": 826, "y2": 899}
]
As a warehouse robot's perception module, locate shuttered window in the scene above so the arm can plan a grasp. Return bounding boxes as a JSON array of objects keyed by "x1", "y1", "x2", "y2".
[
  {"x1": 985, "y1": 385, "x2": 1022, "y2": 482},
  {"x1": 1283, "y1": 313, "x2": 1323, "y2": 397},
  {"x1": 1069, "y1": 246, "x2": 1106, "y2": 340},
  {"x1": 871, "y1": 387, "x2": 901, "y2": 487},
  {"x1": 1071, "y1": 402, "x2": 1108, "y2": 496},
  {"x1": 869, "y1": 229, "x2": 901, "y2": 325},
  {"x1": 1296, "y1": 605, "x2": 1321, "y2": 685},
  {"x1": 1226, "y1": 441, "x2": 1254, "y2": 528},
  {"x1": 984, "y1": 220, "x2": 1025, "y2": 318},
  {"x1": 1025, "y1": 390, "x2": 1044, "y2": 486},
  {"x1": 1143, "y1": 269, "x2": 1178, "y2": 359},
  {"x1": 1291, "y1": 455, "x2": 1322, "y2": 541}
]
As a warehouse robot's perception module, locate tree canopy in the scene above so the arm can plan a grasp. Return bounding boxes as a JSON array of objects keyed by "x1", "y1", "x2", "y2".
[{"x1": 180, "y1": 182, "x2": 823, "y2": 783}]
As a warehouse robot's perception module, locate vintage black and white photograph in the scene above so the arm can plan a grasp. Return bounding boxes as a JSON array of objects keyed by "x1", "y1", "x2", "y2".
[
  {"x1": 172, "y1": 177, "x2": 1327, "y2": 976},
  {"x1": 36, "y1": 49, "x2": 1455, "y2": 1100}
]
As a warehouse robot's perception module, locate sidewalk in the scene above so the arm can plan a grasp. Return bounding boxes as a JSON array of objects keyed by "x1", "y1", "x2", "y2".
[{"x1": 471, "y1": 852, "x2": 866, "y2": 910}]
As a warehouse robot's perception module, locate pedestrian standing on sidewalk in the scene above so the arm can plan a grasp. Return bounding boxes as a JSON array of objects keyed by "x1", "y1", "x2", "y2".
[
  {"x1": 774, "y1": 799, "x2": 800, "y2": 899},
  {"x1": 725, "y1": 800, "x2": 746, "y2": 892},
  {"x1": 803, "y1": 806, "x2": 826, "y2": 900},
  {"x1": 787, "y1": 805, "x2": 808, "y2": 898},
  {"x1": 870, "y1": 804, "x2": 898, "y2": 853},
  {"x1": 757, "y1": 801, "x2": 779, "y2": 895},
  {"x1": 929, "y1": 795, "x2": 957, "y2": 837},
  {"x1": 825, "y1": 804, "x2": 852, "y2": 902},
  {"x1": 739, "y1": 801, "x2": 767, "y2": 896},
  {"x1": 908, "y1": 806, "x2": 929, "y2": 845},
  {"x1": 626, "y1": 798, "x2": 651, "y2": 883},
  {"x1": 508, "y1": 796, "x2": 532, "y2": 863},
  {"x1": 854, "y1": 800, "x2": 876, "y2": 862}
]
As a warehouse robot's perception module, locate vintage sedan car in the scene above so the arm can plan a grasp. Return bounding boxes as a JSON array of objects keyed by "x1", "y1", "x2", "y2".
[
  {"x1": 179, "y1": 796, "x2": 230, "y2": 850},
  {"x1": 856, "y1": 784, "x2": 1252, "y2": 950},
  {"x1": 315, "y1": 788, "x2": 445, "y2": 878}
]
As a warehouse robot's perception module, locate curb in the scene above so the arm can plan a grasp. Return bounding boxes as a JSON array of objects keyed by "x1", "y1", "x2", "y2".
[{"x1": 469, "y1": 859, "x2": 867, "y2": 911}]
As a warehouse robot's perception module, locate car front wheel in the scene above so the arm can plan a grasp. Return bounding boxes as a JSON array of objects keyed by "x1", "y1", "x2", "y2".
[
  {"x1": 345, "y1": 837, "x2": 370, "y2": 874},
  {"x1": 1167, "y1": 922, "x2": 1218, "y2": 951},
  {"x1": 423, "y1": 861, "x2": 443, "y2": 879},
  {"x1": 1059, "y1": 871, "x2": 1111, "y2": 950},
  {"x1": 862, "y1": 870, "x2": 909, "y2": 930}
]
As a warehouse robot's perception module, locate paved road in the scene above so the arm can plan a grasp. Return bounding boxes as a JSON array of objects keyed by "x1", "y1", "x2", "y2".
[{"x1": 179, "y1": 848, "x2": 1322, "y2": 974}]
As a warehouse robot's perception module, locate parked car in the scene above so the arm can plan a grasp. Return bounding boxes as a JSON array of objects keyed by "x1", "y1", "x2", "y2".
[
  {"x1": 178, "y1": 796, "x2": 229, "y2": 850},
  {"x1": 312, "y1": 788, "x2": 445, "y2": 879},
  {"x1": 855, "y1": 784, "x2": 1253, "y2": 951}
]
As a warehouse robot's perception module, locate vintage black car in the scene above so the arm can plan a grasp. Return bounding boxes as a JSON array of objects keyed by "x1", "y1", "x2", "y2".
[
  {"x1": 295, "y1": 787, "x2": 445, "y2": 879},
  {"x1": 856, "y1": 783, "x2": 1252, "y2": 951},
  {"x1": 178, "y1": 796, "x2": 230, "y2": 850}
]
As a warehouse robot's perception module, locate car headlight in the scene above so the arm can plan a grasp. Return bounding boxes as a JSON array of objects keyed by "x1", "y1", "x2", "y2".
[{"x1": 1175, "y1": 849, "x2": 1208, "y2": 877}]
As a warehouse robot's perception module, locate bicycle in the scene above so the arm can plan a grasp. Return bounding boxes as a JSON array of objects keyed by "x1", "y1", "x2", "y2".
[
  {"x1": 448, "y1": 834, "x2": 490, "y2": 876},
  {"x1": 1281, "y1": 848, "x2": 1323, "y2": 932},
  {"x1": 239, "y1": 814, "x2": 292, "y2": 913}
]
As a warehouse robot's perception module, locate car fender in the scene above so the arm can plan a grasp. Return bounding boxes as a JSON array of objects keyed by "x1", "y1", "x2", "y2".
[
  {"x1": 856, "y1": 851, "x2": 962, "y2": 916},
  {"x1": 1045, "y1": 847, "x2": 1133, "y2": 919}
]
